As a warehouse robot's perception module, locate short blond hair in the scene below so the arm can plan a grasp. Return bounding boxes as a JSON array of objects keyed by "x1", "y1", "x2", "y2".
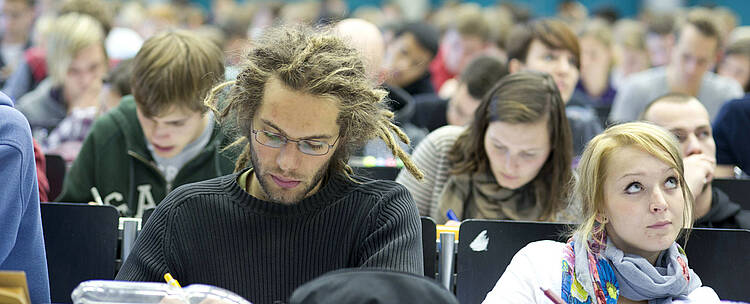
[
  {"x1": 59, "y1": 0, "x2": 113, "y2": 34},
  {"x1": 579, "y1": 18, "x2": 613, "y2": 49},
  {"x1": 46, "y1": 13, "x2": 106, "y2": 86},
  {"x1": 455, "y1": 4, "x2": 490, "y2": 42},
  {"x1": 572, "y1": 122, "x2": 693, "y2": 253},
  {"x1": 613, "y1": 19, "x2": 646, "y2": 51}
]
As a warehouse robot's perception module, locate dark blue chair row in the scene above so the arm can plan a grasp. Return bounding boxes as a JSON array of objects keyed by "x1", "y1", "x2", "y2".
[
  {"x1": 40, "y1": 202, "x2": 119, "y2": 303},
  {"x1": 712, "y1": 178, "x2": 750, "y2": 210},
  {"x1": 40, "y1": 204, "x2": 749, "y2": 303}
]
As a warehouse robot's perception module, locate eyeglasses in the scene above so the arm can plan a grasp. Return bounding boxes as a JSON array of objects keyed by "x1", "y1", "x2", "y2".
[{"x1": 251, "y1": 129, "x2": 339, "y2": 156}]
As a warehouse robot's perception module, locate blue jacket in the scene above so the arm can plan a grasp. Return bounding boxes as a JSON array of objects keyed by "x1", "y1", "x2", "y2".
[
  {"x1": 713, "y1": 95, "x2": 750, "y2": 173},
  {"x1": 0, "y1": 92, "x2": 50, "y2": 303}
]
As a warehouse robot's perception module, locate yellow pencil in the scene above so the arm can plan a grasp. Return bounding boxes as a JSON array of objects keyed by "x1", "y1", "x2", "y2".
[{"x1": 164, "y1": 273, "x2": 181, "y2": 288}]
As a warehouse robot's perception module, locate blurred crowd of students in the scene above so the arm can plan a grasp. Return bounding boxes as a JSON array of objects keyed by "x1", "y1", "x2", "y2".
[{"x1": 2, "y1": 0, "x2": 750, "y2": 302}]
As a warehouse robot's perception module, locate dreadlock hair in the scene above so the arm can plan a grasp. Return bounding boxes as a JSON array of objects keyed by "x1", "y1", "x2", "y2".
[{"x1": 205, "y1": 25, "x2": 424, "y2": 181}]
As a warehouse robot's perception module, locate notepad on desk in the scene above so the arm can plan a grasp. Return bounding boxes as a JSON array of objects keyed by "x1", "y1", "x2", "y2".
[{"x1": 0, "y1": 271, "x2": 31, "y2": 304}]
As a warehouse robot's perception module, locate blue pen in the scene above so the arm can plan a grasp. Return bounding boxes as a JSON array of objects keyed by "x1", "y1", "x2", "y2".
[{"x1": 446, "y1": 209, "x2": 459, "y2": 221}]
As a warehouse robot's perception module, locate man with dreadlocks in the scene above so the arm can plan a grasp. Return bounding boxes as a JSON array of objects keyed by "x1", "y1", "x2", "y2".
[{"x1": 116, "y1": 26, "x2": 425, "y2": 303}]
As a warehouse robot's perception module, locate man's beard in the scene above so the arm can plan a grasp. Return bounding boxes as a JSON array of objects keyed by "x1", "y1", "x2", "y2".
[{"x1": 249, "y1": 145, "x2": 330, "y2": 204}]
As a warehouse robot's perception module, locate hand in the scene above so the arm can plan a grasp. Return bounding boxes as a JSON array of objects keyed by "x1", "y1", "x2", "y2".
[
  {"x1": 67, "y1": 78, "x2": 104, "y2": 110},
  {"x1": 682, "y1": 154, "x2": 716, "y2": 199}
]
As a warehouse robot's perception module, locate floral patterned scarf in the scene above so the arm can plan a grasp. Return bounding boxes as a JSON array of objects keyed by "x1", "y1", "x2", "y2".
[
  {"x1": 561, "y1": 238, "x2": 618, "y2": 304},
  {"x1": 561, "y1": 233, "x2": 701, "y2": 304}
]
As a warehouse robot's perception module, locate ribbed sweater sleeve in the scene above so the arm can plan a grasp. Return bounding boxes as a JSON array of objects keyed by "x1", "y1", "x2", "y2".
[
  {"x1": 396, "y1": 125, "x2": 463, "y2": 218},
  {"x1": 356, "y1": 181, "x2": 423, "y2": 273},
  {"x1": 116, "y1": 172, "x2": 423, "y2": 304},
  {"x1": 114, "y1": 191, "x2": 172, "y2": 282}
]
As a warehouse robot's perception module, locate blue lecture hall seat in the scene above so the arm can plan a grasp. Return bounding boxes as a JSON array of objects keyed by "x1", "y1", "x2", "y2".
[
  {"x1": 456, "y1": 220, "x2": 570, "y2": 304},
  {"x1": 680, "y1": 227, "x2": 750, "y2": 301},
  {"x1": 712, "y1": 178, "x2": 750, "y2": 210},
  {"x1": 41, "y1": 202, "x2": 119, "y2": 303},
  {"x1": 421, "y1": 216, "x2": 437, "y2": 279},
  {"x1": 454, "y1": 219, "x2": 750, "y2": 303}
]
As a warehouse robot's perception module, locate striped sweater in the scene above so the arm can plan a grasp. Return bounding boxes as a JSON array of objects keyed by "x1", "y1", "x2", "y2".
[
  {"x1": 116, "y1": 169, "x2": 423, "y2": 304},
  {"x1": 396, "y1": 126, "x2": 578, "y2": 223},
  {"x1": 396, "y1": 125, "x2": 464, "y2": 219}
]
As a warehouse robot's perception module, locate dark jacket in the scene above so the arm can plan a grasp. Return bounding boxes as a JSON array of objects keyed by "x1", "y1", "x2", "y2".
[
  {"x1": 289, "y1": 269, "x2": 458, "y2": 304},
  {"x1": 15, "y1": 79, "x2": 66, "y2": 138},
  {"x1": 403, "y1": 72, "x2": 435, "y2": 97},
  {"x1": 695, "y1": 187, "x2": 750, "y2": 230},
  {"x1": 56, "y1": 95, "x2": 237, "y2": 217},
  {"x1": 713, "y1": 96, "x2": 750, "y2": 173},
  {"x1": 412, "y1": 93, "x2": 448, "y2": 133}
]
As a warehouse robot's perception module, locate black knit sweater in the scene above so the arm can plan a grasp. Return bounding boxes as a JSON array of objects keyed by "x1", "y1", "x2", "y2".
[{"x1": 115, "y1": 169, "x2": 424, "y2": 303}]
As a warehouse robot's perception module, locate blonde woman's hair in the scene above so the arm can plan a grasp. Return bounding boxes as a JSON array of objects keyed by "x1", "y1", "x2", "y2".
[
  {"x1": 572, "y1": 122, "x2": 694, "y2": 254},
  {"x1": 46, "y1": 13, "x2": 106, "y2": 86}
]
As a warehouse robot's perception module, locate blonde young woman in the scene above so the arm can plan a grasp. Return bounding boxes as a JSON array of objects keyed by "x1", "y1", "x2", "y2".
[{"x1": 484, "y1": 122, "x2": 719, "y2": 303}]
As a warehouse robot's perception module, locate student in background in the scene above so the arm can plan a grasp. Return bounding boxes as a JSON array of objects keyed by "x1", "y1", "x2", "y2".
[
  {"x1": 383, "y1": 22, "x2": 439, "y2": 96},
  {"x1": 574, "y1": 18, "x2": 616, "y2": 127},
  {"x1": 506, "y1": 18, "x2": 602, "y2": 157},
  {"x1": 117, "y1": 26, "x2": 424, "y2": 303},
  {"x1": 484, "y1": 122, "x2": 719, "y2": 303},
  {"x1": 412, "y1": 55, "x2": 507, "y2": 132},
  {"x1": 335, "y1": 18, "x2": 428, "y2": 156},
  {"x1": 609, "y1": 12, "x2": 743, "y2": 123},
  {"x1": 644, "y1": 12, "x2": 675, "y2": 68},
  {"x1": 448, "y1": 56, "x2": 506, "y2": 127},
  {"x1": 717, "y1": 38, "x2": 750, "y2": 93},
  {"x1": 3, "y1": 0, "x2": 114, "y2": 101},
  {"x1": 641, "y1": 93, "x2": 750, "y2": 229},
  {"x1": 17, "y1": 13, "x2": 108, "y2": 146},
  {"x1": 397, "y1": 72, "x2": 573, "y2": 223},
  {"x1": 99, "y1": 58, "x2": 133, "y2": 114},
  {"x1": 0, "y1": 92, "x2": 50, "y2": 303},
  {"x1": 430, "y1": 4, "x2": 495, "y2": 93},
  {"x1": 610, "y1": 19, "x2": 650, "y2": 90},
  {"x1": 712, "y1": 95, "x2": 750, "y2": 179},
  {"x1": 56, "y1": 30, "x2": 235, "y2": 217},
  {"x1": 333, "y1": 18, "x2": 385, "y2": 83},
  {"x1": 0, "y1": 0, "x2": 35, "y2": 87}
]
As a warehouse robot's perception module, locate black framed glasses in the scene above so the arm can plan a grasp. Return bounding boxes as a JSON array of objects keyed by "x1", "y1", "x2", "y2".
[{"x1": 251, "y1": 129, "x2": 339, "y2": 156}]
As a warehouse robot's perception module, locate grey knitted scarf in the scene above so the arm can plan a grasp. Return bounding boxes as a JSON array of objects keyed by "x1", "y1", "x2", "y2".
[{"x1": 602, "y1": 238, "x2": 702, "y2": 304}]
